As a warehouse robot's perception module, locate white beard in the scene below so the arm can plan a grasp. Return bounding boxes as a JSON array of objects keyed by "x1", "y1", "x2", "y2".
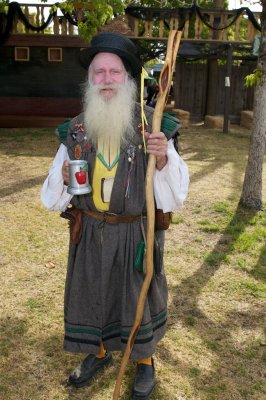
[{"x1": 83, "y1": 76, "x2": 137, "y2": 146}]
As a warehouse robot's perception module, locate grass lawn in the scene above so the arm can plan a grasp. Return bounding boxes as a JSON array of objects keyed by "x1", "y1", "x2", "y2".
[{"x1": 0, "y1": 125, "x2": 265, "y2": 400}]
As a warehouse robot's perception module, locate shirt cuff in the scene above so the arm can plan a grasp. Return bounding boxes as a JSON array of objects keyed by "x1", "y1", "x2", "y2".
[
  {"x1": 40, "y1": 144, "x2": 73, "y2": 211},
  {"x1": 153, "y1": 140, "x2": 189, "y2": 212}
]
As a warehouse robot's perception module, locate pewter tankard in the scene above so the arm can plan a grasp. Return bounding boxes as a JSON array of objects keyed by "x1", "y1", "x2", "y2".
[{"x1": 67, "y1": 160, "x2": 92, "y2": 195}]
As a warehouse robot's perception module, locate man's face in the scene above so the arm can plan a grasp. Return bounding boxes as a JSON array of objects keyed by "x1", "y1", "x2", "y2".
[{"x1": 89, "y1": 52, "x2": 127, "y2": 100}]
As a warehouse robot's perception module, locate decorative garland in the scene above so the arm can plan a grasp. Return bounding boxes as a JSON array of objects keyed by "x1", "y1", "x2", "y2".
[
  {"x1": 0, "y1": 1, "x2": 261, "y2": 45},
  {"x1": 126, "y1": 5, "x2": 262, "y2": 32},
  {"x1": 0, "y1": 1, "x2": 77, "y2": 43},
  {"x1": 125, "y1": 6, "x2": 193, "y2": 31},
  {"x1": 195, "y1": 6, "x2": 261, "y2": 32}
]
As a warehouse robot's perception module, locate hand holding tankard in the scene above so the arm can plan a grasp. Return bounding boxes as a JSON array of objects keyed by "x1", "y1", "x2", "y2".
[{"x1": 63, "y1": 160, "x2": 92, "y2": 195}]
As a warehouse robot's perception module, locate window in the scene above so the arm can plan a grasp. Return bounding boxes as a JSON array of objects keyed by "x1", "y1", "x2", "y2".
[
  {"x1": 48, "y1": 48, "x2": 62, "y2": 62},
  {"x1": 15, "y1": 47, "x2": 29, "y2": 61}
]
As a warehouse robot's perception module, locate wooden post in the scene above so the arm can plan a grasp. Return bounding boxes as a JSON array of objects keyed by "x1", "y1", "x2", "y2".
[
  {"x1": 205, "y1": 0, "x2": 225, "y2": 116},
  {"x1": 223, "y1": 44, "x2": 232, "y2": 133}
]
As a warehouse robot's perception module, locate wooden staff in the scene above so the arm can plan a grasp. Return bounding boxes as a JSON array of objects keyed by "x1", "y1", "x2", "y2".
[{"x1": 112, "y1": 30, "x2": 182, "y2": 400}]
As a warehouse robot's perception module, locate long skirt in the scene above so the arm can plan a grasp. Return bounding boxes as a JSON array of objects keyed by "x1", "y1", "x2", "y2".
[{"x1": 63, "y1": 214, "x2": 168, "y2": 360}]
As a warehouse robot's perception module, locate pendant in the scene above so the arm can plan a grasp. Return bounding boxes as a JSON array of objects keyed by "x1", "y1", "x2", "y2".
[{"x1": 74, "y1": 144, "x2": 82, "y2": 159}]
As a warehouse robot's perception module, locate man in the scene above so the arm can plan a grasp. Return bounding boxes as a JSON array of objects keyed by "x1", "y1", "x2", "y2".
[{"x1": 41, "y1": 32, "x2": 189, "y2": 399}]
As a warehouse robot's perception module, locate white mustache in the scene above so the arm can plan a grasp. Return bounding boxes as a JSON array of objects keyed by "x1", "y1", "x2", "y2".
[{"x1": 95, "y1": 83, "x2": 120, "y2": 91}]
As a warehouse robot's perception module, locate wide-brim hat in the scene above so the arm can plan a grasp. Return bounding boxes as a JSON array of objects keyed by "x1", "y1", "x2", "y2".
[{"x1": 79, "y1": 32, "x2": 142, "y2": 77}]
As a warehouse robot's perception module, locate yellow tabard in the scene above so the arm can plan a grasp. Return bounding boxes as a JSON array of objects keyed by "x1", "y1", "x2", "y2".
[{"x1": 92, "y1": 156, "x2": 118, "y2": 211}]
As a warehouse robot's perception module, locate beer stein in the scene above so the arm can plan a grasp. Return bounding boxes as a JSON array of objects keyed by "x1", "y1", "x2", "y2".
[{"x1": 67, "y1": 160, "x2": 92, "y2": 195}]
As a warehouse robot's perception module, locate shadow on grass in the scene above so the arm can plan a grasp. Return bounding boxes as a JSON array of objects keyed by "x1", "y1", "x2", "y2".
[
  {"x1": 189, "y1": 160, "x2": 223, "y2": 185},
  {"x1": 171, "y1": 204, "x2": 258, "y2": 302},
  {"x1": 0, "y1": 322, "x2": 172, "y2": 400},
  {"x1": 0, "y1": 317, "x2": 27, "y2": 358},
  {"x1": 250, "y1": 244, "x2": 266, "y2": 283},
  {"x1": 0, "y1": 175, "x2": 47, "y2": 198},
  {"x1": 184, "y1": 129, "x2": 249, "y2": 189},
  {"x1": 164, "y1": 204, "x2": 263, "y2": 396},
  {"x1": 0, "y1": 128, "x2": 58, "y2": 158}
]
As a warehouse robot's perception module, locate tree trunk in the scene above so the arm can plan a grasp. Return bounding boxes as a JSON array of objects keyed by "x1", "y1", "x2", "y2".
[{"x1": 240, "y1": 4, "x2": 266, "y2": 209}]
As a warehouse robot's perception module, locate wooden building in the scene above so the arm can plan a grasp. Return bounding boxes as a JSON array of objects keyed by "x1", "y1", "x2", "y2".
[{"x1": 0, "y1": 2, "x2": 261, "y2": 127}]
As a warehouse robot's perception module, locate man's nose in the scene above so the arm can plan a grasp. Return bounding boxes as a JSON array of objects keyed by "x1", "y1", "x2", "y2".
[{"x1": 103, "y1": 71, "x2": 113, "y2": 84}]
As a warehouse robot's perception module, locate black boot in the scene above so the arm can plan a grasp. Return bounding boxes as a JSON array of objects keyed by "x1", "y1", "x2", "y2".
[
  {"x1": 132, "y1": 359, "x2": 155, "y2": 399},
  {"x1": 68, "y1": 353, "x2": 113, "y2": 388}
]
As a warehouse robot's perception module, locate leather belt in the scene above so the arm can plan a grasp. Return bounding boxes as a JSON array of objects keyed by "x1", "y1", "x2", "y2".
[{"x1": 82, "y1": 209, "x2": 142, "y2": 224}]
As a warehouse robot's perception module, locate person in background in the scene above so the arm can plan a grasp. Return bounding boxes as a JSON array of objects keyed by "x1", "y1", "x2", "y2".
[
  {"x1": 145, "y1": 79, "x2": 158, "y2": 106},
  {"x1": 147, "y1": 84, "x2": 159, "y2": 108}
]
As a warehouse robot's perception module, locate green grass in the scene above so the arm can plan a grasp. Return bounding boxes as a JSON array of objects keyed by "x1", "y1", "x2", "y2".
[
  {"x1": 205, "y1": 251, "x2": 230, "y2": 266},
  {"x1": 184, "y1": 316, "x2": 196, "y2": 326},
  {"x1": 213, "y1": 201, "x2": 230, "y2": 214},
  {"x1": 238, "y1": 280, "x2": 266, "y2": 299},
  {"x1": 189, "y1": 367, "x2": 201, "y2": 377},
  {"x1": 197, "y1": 218, "x2": 224, "y2": 232},
  {"x1": 193, "y1": 204, "x2": 203, "y2": 214},
  {"x1": 171, "y1": 216, "x2": 185, "y2": 224},
  {"x1": 200, "y1": 224, "x2": 221, "y2": 232}
]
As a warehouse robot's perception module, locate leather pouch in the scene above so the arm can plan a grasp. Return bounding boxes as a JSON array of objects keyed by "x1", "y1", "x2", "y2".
[
  {"x1": 155, "y1": 209, "x2": 172, "y2": 231},
  {"x1": 60, "y1": 206, "x2": 83, "y2": 244}
]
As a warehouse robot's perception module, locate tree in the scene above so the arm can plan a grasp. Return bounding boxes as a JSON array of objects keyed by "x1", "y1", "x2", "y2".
[
  {"x1": 240, "y1": 1, "x2": 265, "y2": 209},
  {"x1": 130, "y1": 1, "x2": 221, "y2": 6},
  {"x1": 43, "y1": 0, "x2": 128, "y2": 42},
  {"x1": 0, "y1": 0, "x2": 9, "y2": 13},
  {"x1": 130, "y1": 1, "x2": 222, "y2": 8}
]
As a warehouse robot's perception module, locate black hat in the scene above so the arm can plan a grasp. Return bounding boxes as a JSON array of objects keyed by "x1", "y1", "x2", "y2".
[{"x1": 79, "y1": 32, "x2": 142, "y2": 77}]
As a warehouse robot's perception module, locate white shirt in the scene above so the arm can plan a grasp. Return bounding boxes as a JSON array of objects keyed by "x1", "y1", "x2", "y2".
[{"x1": 41, "y1": 140, "x2": 189, "y2": 213}]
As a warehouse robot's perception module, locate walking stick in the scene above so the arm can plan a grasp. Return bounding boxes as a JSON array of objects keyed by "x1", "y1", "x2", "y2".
[{"x1": 112, "y1": 30, "x2": 182, "y2": 400}]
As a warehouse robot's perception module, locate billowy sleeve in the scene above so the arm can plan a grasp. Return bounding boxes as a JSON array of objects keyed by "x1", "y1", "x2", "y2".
[
  {"x1": 41, "y1": 144, "x2": 73, "y2": 211},
  {"x1": 153, "y1": 140, "x2": 189, "y2": 212}
]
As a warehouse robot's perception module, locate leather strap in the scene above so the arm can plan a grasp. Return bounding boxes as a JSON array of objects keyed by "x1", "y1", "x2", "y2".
[{"x1": 82, "y1": 209, "x2": 141, "y2": 224}]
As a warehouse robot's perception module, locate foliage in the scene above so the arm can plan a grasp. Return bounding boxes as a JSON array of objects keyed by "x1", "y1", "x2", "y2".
[
  {"x1": 137, "y1": 39, "x2": 167, "y2": 62},
  {"x1": 144, "y1": 57, "x2": 163, "y2": 69},
  {"x1": 42, "y1": 0, "x2": 128, "y2": 42},
  {"x1": 130, "y1": 0, "x2": 228, "y2": 8},
  {"x1": 227, "y1": 11, "x2": 249, "y2": 41},
  {"x1": 0, "y1": 0, "x2": 9, "y2": 13},
  {"x1": 245, "y1": 68, "x2": 262, "y2": 88}
]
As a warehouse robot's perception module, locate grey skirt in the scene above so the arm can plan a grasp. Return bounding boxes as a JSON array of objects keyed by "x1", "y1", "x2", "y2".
[{"x1": 63, "y1": 214, "x2": 168, "y2": 360}]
